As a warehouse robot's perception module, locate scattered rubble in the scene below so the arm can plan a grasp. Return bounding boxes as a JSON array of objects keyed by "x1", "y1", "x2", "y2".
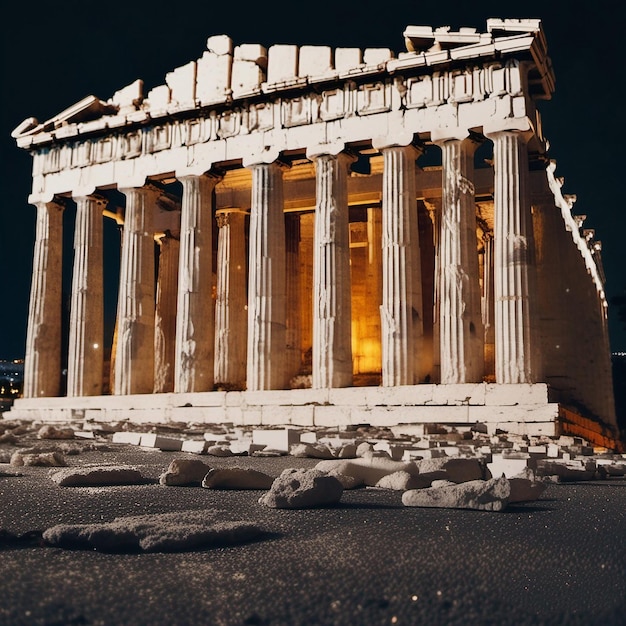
[
  {"x1": 1, "y1": 418, "x2": 625, "y2": 520},
  {"x1": 42, "y1": 510, "x2": 263, "y2": 552},
  {"x1": 37, "y1": 424, "x2": 75, "y2": 440},
  {"x1": 11, "y1": 451, "x2": 66, "y2": 467}
]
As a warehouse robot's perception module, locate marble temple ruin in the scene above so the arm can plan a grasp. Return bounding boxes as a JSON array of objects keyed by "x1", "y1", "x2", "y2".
[{"x1": 7, "y1": 18, "x2": 619, "y2": 442}]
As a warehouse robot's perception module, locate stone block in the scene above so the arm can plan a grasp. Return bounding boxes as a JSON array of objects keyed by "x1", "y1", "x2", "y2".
[
  {"x1": 335, "y1": 48, "x2": 362, "y2": 71},
  {"x1": 363, "y1": 48, "x2": 393, "y2": 66},
  {"x1": 487, "y1": 453, "x2": 529, "y2": 478},
  {"x1": 266, "y1": 45, "x2": 298, "y2": 84},
  {"x1": 299, "y1": 46, "x2": 333, "y2": 77},
  {"x1": 181, "y1": 440, "x2": 208, "y2": 454},
  {"x1": 112, "y1": 432, "x2": 143, "y2": 445},
  {"x1": 165, "y1": 61, "x2": 197, "y2": 107},
  {"x1": 252, "y1": 428, "x2": 302, "y2": 452},
  {"x1": 196, "y1": 42, "x2": 233, "y2": 105},
  {"x1": 139, "y1": 433, "x2": 183, "y2": 451}
]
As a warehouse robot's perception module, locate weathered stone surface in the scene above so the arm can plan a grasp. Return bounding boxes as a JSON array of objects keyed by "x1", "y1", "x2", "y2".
[
  {"x1": 11, "y1": 451, "x2": 66, "y2": 467},
  {"x1": 535, "y1": 459, "x2": 596, "y2": 482},
  {"x1": 207, "y1": 445, "x2": 234, "y2": 457},
  {"x1": 290, "y1": 443, "x2": 335, "y2": 459},
  {"x1": 413, "y1": 457, "x2": 490, "y2": 483},
  {"x1": 507, "y1": 476, "x2": 548, "y2": 503},
  {"x1": 42, "y1": 510, "x2": 262, "y2": 552},
  {"x1": 37, "y1": 424, "x2": 75, "y2": 440},
  {"x1": 202, "y1": 467, "x2": 274, "y2": 490},
  {"x1": 375, "y1": 471, "x2": 425, "y2": 491},
  {"x1": 316, "y1": 457, "x2": 418, "y2": 487},
  {"x1": 259, "y1": 468, "x2": 343, "y2": 509},
  {"x1": 159, "y1": 459, "x2": 212, "y2": 486},
  {"x1": 402, "y1": 476, "x2": 511, "y2": 511},
  {"x1": 325, "y1": 469, "x2": 364, "y2": 489},
  {"x1": 50, "y1": 465, "x2": 145, "y2": 486}
]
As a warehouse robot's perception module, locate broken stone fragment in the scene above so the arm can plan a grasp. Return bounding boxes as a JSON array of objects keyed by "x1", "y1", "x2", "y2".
[
  {"x1": 412, "y1": 457, "x2": 490, "y2": 483},
  {"x1": 49, "y1": 465, "x2": 145, "y2": 486},
  {"x1": 315, "y1": 457, "x2": 419, "y2": 487},
  {"x1": 42, "y1": 510, "x2": 262, "y2": 552},
  {"x1": 259, "y1": 468, "x2": 343, "y2": 509},
  {"x1": 206, "y1": 444, "x2": 234, "y2": 457},
  {"x1": 159, "y1": 459, "x2": 212, "y2": 486},
  {"x1": 0, "y1": 432, "x2": 18, "y2": 444},
  {"x1": 202, "y1": 467, "x2": 274, "y2": 490},
  {"x1": 37, "y1": 425, "x2": 75, "y2": 440},
  {"x1": 507, "y1": 475, "x2": 549, "y2": 503},
  {"x1": 325, "y1": 469, "x2": 364, "y2": 489},
  {"x1": 11, "y1": 451, "x2": 66, "y2": 467},
  {"x1": 535, "y1": 459, "x2": 596, "y2": 481},
  {"x1": 290, "y1": 443, "x2": 336, "y2": 459},
  {"x1": 375, "y1": 471, "x2": 426, "y2": 491},
  {"x1": 402, "y1": 476, "x2": 511, "y2": 511}
]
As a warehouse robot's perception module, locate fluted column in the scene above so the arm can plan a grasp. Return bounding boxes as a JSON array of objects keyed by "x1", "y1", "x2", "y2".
[
  {"x1": 245, "y1": 161, "x2": 287, "y2": 391},
  {"x1": 214, "y1": 210, "x2": 248, "y2": 389},
  {"x1": 309, "y1": 152, "x2": 354, "y2": 388},
  {"x1": 66, "y1": 194, "x2": 106, "y2": 397},
  {"x1": 285, "y1": 213, "x2": 303, "y2": 382},
  {"x1": 378, "y1": 144, "x2": 423, "y2": 386},
  {"x1": 154, "y1": 233, "x2": 179, "y2": 393},
  {"x1": 23, "y1": 198, "x2": 65, "y2": 398},
  {"x1": 434, "y1": 137, "x2": 484, "y2": 383},
  {"x1": 174, "y1": 173, "x2": 221, "y2": 393},
  {"x1": 482, "y1": 233, "x2": 495, "y2": 379},
  {"x1": 114, "y1": 185, "x2": 160, "y2": 395},
  {"x1": 486, "y1": 129, "x2": 539, "y2": 383}
]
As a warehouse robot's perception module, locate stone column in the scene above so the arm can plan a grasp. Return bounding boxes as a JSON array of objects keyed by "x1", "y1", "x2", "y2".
[
  {"x1": 285, "y1": 213, "x2": 303, "y2": 382},
  {"x1": 154, "y1": 233, "x2": 179, "y2": 393},
  {"x1": 174, "y1": 173, "x2": 221, "y2": 393},
  {"x1": 23, "y1": 198, "x2": 65, "y2": 398},
  {"x1": 433, "y1": 136, "x2": 484, "y2": 383},
  {"x1": 114, "y1": 185, "x2": 160, "y2": 395},
  {"x1": 482, "y1": 233, "x2": 495, "y2": 379},
  {"x1": 309, "y1": 151, "x2": 354, "y2": 388},
  {"x1": 245, "y1": 160, "x2": 287, "y2": 391},
  {"x1": 377, "y1": 144, "x2": 423, "y2": 387},
  {"x1": 66, "y1": 194, "x2": 106, "y2": 397},
  {"x1": 214, "y1": 210, "x2": 248, "y2": 389},
  {"x1": 486, "y1": 129, "x2": 540, "y2": 383},
  {"x1": 424, "y1": 198, "x2": 441, "y2": 383}
]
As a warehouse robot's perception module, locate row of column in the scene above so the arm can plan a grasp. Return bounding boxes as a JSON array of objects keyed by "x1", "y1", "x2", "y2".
[{"x1": 23, "y1": 129, "x2": 541, "y2": 399}]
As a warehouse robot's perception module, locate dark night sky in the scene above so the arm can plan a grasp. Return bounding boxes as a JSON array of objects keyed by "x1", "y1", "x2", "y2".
[{"x1": 1, "y1": 0, "x2": 625, "y2": 360}]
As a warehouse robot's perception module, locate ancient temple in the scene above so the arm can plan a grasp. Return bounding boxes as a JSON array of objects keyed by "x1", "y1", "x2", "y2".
[{"x1": 8, "y1": 19, "x2": 618, "y2": 441}]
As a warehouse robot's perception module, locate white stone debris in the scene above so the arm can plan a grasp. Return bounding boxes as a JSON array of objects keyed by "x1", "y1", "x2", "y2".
[
  {"x1": 402, "y1": 476, "x2": 511, "y2": 511},
  {"x1": 202, "y1": 467, "x2": 274, "y2": 490},
  {"x1": 375, "y1": 470, "x2": 425, "y2": 491},
  {"x1": 315, "y1": 456, "x2": 420, "y2": 487},
  {"x1": 159, "y1": 459, "x2": 212, "y2": 486},
  {"x1": 49, "y1": 465, "x2": 145, "y2": 486},
  {"x1": 11, "y1": 451, "x2": 66, "y2": 467},
  {"x1": 37, "y1": 425, "x2": 75, "y2": 440},
  {"x1": 42, "y1": 510, "x2": 262, "y2": 552},
  {"x1": 290, "y1": 443, "x2": 336, "y2": 459},
  {"x1": 259, "y1": 468, "x2": 344, "y2": 509}
]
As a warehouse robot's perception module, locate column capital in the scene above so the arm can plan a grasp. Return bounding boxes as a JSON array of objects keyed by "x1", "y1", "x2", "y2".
[
  {"x1": 243, "y1": 153, "x2": 291, "y2": 170},
  {"x1": 215, "y1": 208, "x2": 248, "y2": 228},
  {"x1": 372, "y1": 132, "x2": 422, "y2": 152},
  {"x1": 306, "y1": 141, "x2": 349, "y2": 160},
  {"x1": 71, "y1": 192, "x2": 109, "y2": 207},
  {"x1": 28, "y1": 194, "x2": 69, "y2": 209},
  {"x1": 430, "y1": 129, "x2": 484, "y2": 147},
  {"x1": 483, "y1": 117, "x2": 533, "y2": 141},
  {"x1": 175, "y1": 168, "x2": 224, "y2": 184}
]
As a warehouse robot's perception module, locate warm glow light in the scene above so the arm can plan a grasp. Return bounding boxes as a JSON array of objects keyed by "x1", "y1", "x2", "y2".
[{"x1": 93, "y1": 343, "x2": 99, "y2": 349}]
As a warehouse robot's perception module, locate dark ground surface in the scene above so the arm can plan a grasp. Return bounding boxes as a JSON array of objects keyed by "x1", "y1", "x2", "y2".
[{"x1": 1, "y1": 443, "x2": 625, "y2": 626}]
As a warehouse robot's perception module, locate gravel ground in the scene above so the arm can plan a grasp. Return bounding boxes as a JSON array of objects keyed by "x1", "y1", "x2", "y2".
[{"x1": 1, "y1": 435, "x2": 625, "y2": 626}]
